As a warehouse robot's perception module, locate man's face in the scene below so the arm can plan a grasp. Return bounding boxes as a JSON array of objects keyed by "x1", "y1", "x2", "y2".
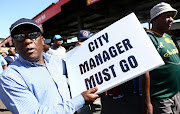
[
  {"x1": 154, "y1": 12, "x2": 175, "y2": 32},
  {"x1": 54, "y1": 39, "x2": 62, "y2": 48},
  {"x1": 12, "y1": 28, "x2": 44, "y2": 62},
  {"x1": 8, "y1": 49, "x2": 16, "y2": 56}
]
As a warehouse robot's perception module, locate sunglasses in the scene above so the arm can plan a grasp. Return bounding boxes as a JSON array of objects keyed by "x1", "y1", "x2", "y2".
[{"x1": 12, "y1": 32, "x2": 41, "y2": 42}]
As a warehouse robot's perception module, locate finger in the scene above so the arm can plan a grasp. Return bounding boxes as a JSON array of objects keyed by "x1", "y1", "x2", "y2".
[
  {"x1": 89, "y1": 87, "x2": 99, "y2": 93},
  {"x1": 93, "y1": 94, "x2": 99, "y2": 98},
  {"x1": 78, "y1": 42, "x2": 83, "y2": 46}
]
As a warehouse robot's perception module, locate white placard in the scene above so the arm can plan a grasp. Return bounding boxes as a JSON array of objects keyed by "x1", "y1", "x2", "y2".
[{"x1": 65, "y1": 13, "x2": 164, "y2": 98}]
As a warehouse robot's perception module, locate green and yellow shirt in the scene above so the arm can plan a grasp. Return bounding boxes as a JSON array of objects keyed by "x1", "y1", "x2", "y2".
[{"x1": 147, "y1": 30, "x2": 180, "y2": 101}]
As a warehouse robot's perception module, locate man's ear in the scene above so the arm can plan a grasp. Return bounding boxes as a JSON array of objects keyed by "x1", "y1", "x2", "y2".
[{"x1": 40, "y1": 35, "x2": 44, "y2": 45}]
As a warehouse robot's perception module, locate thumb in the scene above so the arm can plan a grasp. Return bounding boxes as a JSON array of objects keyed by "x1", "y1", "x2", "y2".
[{"x1": 89, "y1": 87, "x2": 99, "y2": 93}]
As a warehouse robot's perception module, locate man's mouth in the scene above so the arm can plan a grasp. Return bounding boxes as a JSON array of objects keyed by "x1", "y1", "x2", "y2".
[
  {"x1": 25, "y1": 48, "x2": 34, "y2": 54},
  {"x1": 168, "y1": 22, "x2": 173, "y2": 27}
]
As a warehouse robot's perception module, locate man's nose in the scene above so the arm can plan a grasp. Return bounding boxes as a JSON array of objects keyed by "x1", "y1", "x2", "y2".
[
  {"x1": 24, "y1": 38, "x2": 33, "y2": 45},
  {"x1": 169, "y1": 17, "x2": 174, "y2": 22}
]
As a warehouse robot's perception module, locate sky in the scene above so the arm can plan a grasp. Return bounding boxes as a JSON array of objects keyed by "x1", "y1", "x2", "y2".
[{"x1": 0, "y1": 0, "x2": 58, "y2": 38}]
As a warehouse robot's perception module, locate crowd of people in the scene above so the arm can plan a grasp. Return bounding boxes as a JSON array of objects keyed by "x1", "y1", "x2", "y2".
[{"x1": 0, "y1": 2, "x2": 179, "y2": 114}]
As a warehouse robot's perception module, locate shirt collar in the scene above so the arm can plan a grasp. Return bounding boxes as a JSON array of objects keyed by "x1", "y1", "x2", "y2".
[
  {"x1": 147, "y1": 29, "x2": 166, "y2": 37},
  {"x1": 18, "y1": 53, "x2": 51, "y2": 67}
]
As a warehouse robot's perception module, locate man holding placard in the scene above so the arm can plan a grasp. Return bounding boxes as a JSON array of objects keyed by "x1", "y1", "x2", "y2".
[
  {"x1": 0, "y1": 18, "x2": 99, "y2": 114},
  {"x1": 142, "y1": 2, "x2": 180, "y2": 114}
]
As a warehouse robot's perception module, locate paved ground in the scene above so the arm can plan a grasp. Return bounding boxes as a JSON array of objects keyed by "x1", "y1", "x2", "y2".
[
  {"x1": 101, "y1": 80, "x2": 142, "y2": 114},
  {"x1": 0, "y1": 80, "x2": 142, "y2": 114},
  {"x1": 0, "y1": 100, "x2": 11, "y2": 114}
]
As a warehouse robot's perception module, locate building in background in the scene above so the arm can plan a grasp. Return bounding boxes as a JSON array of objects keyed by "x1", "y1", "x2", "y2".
[
  {"x1": 1, "y1": 0, "x2": 180, "y2": 50},
  {"x1": 171, "y1": 22, "x2": 180, "y2": 46}
]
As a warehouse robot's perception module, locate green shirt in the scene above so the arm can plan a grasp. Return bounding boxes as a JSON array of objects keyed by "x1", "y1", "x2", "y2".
[{"x1": 147, "y1": 30, "x2": 180, "y2": 101}]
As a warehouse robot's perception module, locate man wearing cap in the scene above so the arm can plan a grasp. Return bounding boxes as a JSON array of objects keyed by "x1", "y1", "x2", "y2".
[
  {"x1": 0, "y1": 18, "x2": 99, "y2": 114},
  {"x1": 141, "y1": 2, "x2": 180, "y2": 114},
  {"x1": 75, "y1": 30, "x2": 102, "y2": 114},
  {"x1": 47, "y1": 34, "x2": 66, "y2": 60},
  {"x1": 75, "y1": 30, "x2": 92, "y2": 46}
]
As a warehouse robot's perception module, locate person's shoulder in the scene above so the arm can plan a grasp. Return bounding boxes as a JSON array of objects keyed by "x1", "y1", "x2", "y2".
[
  {"x1": 60, "y1": 46, "x2": 66, "y2": 52},
  {"x1": 7, "y1": 58, "x2": 17, "y2": 65},
  {"x1": 0, "y1": 55, "x2": 4, "y2": 59},
  {"x1": 2, "y1": 63, "x2": 19, "y2": 77},
  {"x1": 50, "y1": 46, "x2": 56, "y2": 50},
  {"x1": 4, "y1": 55, "x2": 11, "y2": 60},
  {"x1": 164, "y1": 33, "x2": 171, "y2": 38},
  {"x1": 46, "y1": 48, "x2": 53, "y2": 54},
  {"x1": 61, "y1": 46, "x2": 66, "y2": 49},
  {"x1": 44, "y1": 53, "x2": 63, "y2": 62},
  {"x1": 1, "y1": 61, "x2": 26, "y2": 85},
  {"x1": 4, "y1": 56, "x2": 8, "y2": 60},
  {"x1": 0, "y1": 55, "x2": 6, "y2": 62},
  {"x1": 7, "y1": 57, "x2": 24, "y2": 68},
  {"x1": 146, "y1": 30, "x2": 154, "y2": 36}
]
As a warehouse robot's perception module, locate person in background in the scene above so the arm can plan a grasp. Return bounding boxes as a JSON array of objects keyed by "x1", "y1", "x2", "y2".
[
  {"x1": 43, "y1": 38, "x2": 51, "y2": 53},
  {"x1": 43, "y1": 44, "x2": 50, "y2": 53},
  {"x1": 67, "y1": 46, "x2": 74, "y2": 52},
  {"x1": 166, "y1": 30, "x2": 180, "y2": 54},
  {"x1": 107, "y1": 86, "x2": 124, "y2": 99},
  {"x1": 4, "y1": 48, "x2": 18, "y2": 66},
  {"x1": 0, "y1": 18, "x2": 99, "y2": 114},
  {"x1": 75, "y1": 30, "x2": 102, "y2": 114},
  {"x1": 47, "y1": 35, "x2": 66, "y2": 60},
  {"x1": 1, "y1": 53, "x2": 7, "y2": 58},
  {"x1": 0, "y1": 55, "x2": 7, "y2": 75},
  {"x1": 142, "y1": 2, "x2": 180, "y2": 114},
  {"x1": 132, "y1": 76, "x2": 142, "y2": 96}
]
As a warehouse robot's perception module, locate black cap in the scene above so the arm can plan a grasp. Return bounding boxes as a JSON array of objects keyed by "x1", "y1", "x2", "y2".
[{"x1": 10, "y1": 18, "x2": 42, "y2": 34}]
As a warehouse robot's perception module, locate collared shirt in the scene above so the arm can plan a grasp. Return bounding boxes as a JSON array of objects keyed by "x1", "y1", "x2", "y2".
[
  {"x1": 0, "y1": 55, "x2": 7, "y2": 74},
  {"x1": 47, "y1": 46, "x2": 66, "y2": 60},
  {"x1": 147, "y1": 30, "x2": 180, "y2": 100},
  {"x1": 4, "y1": 54, "x2": 18, "y2": 66},
  {"x1": 0, "y1": 53, "x2": 85, "y2": 114}
]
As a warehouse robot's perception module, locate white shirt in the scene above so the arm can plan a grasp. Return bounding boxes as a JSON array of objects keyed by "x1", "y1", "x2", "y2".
[{"x1": 47, "y1": 46, "x2": 66, "y2": 60}]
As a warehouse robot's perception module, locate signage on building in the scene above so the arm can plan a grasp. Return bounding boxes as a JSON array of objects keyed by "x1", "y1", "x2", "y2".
[
  {"x1": 33, "y1": 2, "x2": 61, "y2": 25},
  {"x1": 87, "y1": 0, "x2": 100, "y2": 6}
]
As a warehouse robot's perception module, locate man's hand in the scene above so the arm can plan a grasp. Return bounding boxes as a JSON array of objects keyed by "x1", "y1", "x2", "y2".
[
  {"x1": 81, "y1": 87, "x2": 99, "y2": 105},
  {"x1": 75, "y1": 42, "x2": 83, "y2": 47}
]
